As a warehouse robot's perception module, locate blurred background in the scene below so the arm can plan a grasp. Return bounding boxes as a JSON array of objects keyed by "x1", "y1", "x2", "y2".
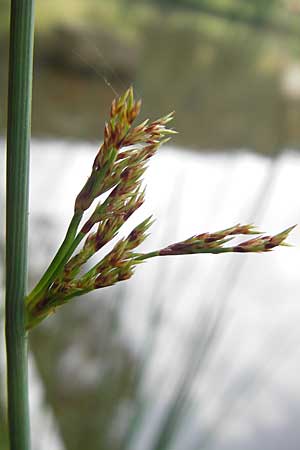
[{"x1": 1, "y1": 1, "x2": 300, "y2": 449}]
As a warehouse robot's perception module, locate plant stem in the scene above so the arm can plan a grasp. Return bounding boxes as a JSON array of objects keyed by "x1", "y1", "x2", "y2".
[
  {"x1": 26, "y1": 212, "x2": 83, "y2": 306},
  {"x1": 134, "y1": 251, "x2": 160, "y2": 261},
  {"x1": 5, "y1": 1, "x2": 35, "y2": 450}
]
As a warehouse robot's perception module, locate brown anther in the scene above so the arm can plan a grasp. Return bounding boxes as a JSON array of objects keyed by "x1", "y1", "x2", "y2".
[
  {"x1": 121, "y1": 167, "x2": 132, "y2": 181},
  {"x1": 128, "y1": 229, "x2": 138, "y2": 242},
  {"x1": 118, "y1": 271, "x2": 132, "y2": 281},
  {"x1": 95, "y1": 235, "x2": 104, "y2": 251},
  {"x1": 264, "y1": 242, "x2": 277, "y2": 250},
  {"x1": 204, "y1": 235, "x2": 221, "y2": 243},
  {"x1": 81, "y1": 220, "x2": 94, "y2": 235},
  {"x1": 116, "y1": 151, "x2": 128, "y2": 160},
  {"x1": 234, "y1": 246, "x2": 250, "y2": 253},
  {"x1": 127, "y1": 107, "x2": 139, "y2": 123}
]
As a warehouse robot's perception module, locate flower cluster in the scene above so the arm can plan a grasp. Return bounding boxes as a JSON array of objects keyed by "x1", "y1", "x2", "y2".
[
  {"x1": 25, "y1": 88, "x2": 295, "y2": 330},
  {"x1": 152, "y1": 224, "x2": 295, "y2": 256},
  {"x1": 25, "y1": 88, "x2": 175, "y2": 329}
]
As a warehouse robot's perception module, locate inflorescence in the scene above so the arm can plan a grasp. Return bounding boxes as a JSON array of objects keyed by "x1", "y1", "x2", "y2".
[{"x1": 25, "y1": 88, "x2": 295, "y2": 330}]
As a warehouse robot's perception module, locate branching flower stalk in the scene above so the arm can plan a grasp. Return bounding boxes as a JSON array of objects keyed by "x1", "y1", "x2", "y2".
[{"x1": 25, "y1": 88, "x2": 295, "y2": 330}]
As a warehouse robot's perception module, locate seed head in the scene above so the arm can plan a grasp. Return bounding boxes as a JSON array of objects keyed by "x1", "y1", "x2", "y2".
[
  {"x1": 157, "y1": 224, "x2": 295, "y2": 256},
  {"x1": 74, "y1": 88, "x2": 175, "y2": 213}
]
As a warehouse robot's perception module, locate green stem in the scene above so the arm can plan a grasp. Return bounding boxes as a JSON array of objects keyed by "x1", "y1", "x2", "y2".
[
  {"x1": 5, "y1": 1, "x2": 35, "y2": 450},
  {"x1": 26, "y1": 213, "x2": 83, "y2": 306},
  {"x1": 133, "y1": 247, "x2": 235, "y2": 261},
  {"x1": 133, "y1": 251, "x2": 160, "y2": 261}
]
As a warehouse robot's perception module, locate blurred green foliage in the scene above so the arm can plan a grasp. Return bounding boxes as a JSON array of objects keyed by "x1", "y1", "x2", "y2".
[
  {"x1": 139, "y1": 0, "x2": 280, "y2": 19},
  {"x1": 1, "y1": 0, "x2": 300, "y2": 151},
  {"x1": 30, "y1": 293, "x2": 138, "y2": 450},
  {"x1": 0, "y1": 400, "x2": 9, "y2": 450},
  {"x1": 0, "y1": 0, "x2": 298, "y2": 37},
  {"x1": 130, "y1": 0, "x2": 299, "y2": 36}
]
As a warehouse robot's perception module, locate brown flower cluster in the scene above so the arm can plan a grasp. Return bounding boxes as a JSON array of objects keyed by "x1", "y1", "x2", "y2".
[
  {"x1": 155, "y1": 224, "x2": 295, "y2": 256},
  {"x1": 25, "y1": 88, "x2": 295, "y2": 330},
  {"x1": 25, "y1": 88, "x2": 175, "y2": 329}
]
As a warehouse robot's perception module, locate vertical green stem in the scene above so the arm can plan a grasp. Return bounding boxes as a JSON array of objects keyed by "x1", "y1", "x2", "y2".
[{"x1": 5, "y1": 1, "x2": 35, "y2": 450}]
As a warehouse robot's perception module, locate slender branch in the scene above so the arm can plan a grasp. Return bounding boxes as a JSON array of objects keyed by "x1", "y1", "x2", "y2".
[
  {"x1": 26, "y1": 212, "x2": 83, "y2": 306},
  {"x1": 5, "y1": 1, "x2": 35, "y2": 450}
]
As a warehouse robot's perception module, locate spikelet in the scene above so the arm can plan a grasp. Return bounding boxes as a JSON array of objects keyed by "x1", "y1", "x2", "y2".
[{"x1": 154, "y1": 225, "x2": 296, "y2": 256}]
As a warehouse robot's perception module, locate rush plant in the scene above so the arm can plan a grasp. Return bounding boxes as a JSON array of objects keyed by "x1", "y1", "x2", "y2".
[
  {"x1": 25, "y1": 87, "x2": 294, "y2": 331},
  {"x1": 4, "y1": 3, "x2": 294, "y2": 449}
]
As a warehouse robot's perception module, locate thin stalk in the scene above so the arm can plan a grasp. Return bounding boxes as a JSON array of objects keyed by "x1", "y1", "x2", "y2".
[
  {"x1": 133, "y1": 251, "x2": 160, "y2": 261},
  {"x1": 5, "y1": 1, "x2": 35, "y2": 450},
  {"x1": 26, "y1": 212, "x2": 83, "y2": 305},
  {"x1": 133, "y1": 248, "x2": 234, "y2": 262}
]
